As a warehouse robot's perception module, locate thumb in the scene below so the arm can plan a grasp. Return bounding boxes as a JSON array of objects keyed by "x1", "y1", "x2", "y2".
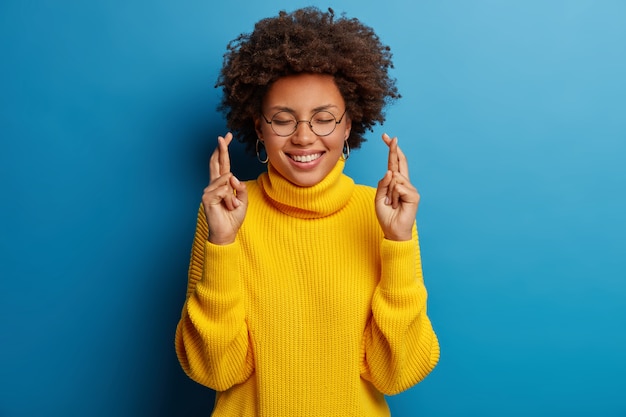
[{"x1": 231, "y1": 176, "x2": 248, "y2": 206}]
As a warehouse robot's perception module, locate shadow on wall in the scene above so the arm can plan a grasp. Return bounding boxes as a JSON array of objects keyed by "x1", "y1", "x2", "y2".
[
  {"x1": 152, "y1": 121, "x2": 263, "y2": 417},
  {"x1": 160, "y1": 361, "x2": 216, "y2": 417},
  {"x1": 184, "y1": 120, "x2": 267, "y2": 185},
  {"x1": 220, "y1": 137, "x2": 267, "y2": 182}
]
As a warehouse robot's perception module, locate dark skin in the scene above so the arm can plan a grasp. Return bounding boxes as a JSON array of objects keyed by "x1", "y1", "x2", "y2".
[
  {"x1": 377, "y1": 132, "x2": 419, "y2": 241},
  {"x1": 202, "y1": 131, "x2": 419, "y2": 245},
  {"x1": 203, "y1": 132, "x2": 248, "y2": 246}
]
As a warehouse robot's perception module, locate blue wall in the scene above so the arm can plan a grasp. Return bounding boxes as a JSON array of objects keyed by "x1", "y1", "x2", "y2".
[{"x1": 1, "y1": 1, "x2": 625, "y2": 416}]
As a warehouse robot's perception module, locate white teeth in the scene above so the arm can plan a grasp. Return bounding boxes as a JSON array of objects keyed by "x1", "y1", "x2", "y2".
[{"x1": 291, "y1": 153, "x2": 321, "y2": 162}]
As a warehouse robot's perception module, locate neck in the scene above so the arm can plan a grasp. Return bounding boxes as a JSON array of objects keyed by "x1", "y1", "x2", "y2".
[{"x1": 257, "y1": 160, "x2": 355, "y2": 219}]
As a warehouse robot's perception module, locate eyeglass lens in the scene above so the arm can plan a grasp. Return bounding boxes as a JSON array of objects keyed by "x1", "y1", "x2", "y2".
[{"x1": 270, "y1": 111, "x2": 340, "y2": 136}]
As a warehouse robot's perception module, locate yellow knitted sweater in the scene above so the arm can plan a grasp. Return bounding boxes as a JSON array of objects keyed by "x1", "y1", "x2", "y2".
[{"x1": 175, "y1": 160, "x2": 439, "y2": 416}]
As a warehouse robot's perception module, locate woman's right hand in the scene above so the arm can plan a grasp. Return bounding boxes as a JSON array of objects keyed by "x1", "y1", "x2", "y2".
[{"x1": 202, "y1": 132, "x2": 248, "y2": 245}]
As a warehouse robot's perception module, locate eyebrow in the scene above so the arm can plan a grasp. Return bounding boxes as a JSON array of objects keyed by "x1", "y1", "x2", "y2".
[{"x1": 267, "y1": 104, "x2": 340, "y2": 113}]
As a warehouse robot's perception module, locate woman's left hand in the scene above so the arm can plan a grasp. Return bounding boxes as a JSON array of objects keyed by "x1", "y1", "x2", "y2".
[{"x1": 375, "y1": 133, "x2": 420, "y2": 241}]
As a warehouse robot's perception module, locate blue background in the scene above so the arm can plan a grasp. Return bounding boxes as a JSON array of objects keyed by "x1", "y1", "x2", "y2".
[{"x1": 1, "y1": 1, "x2": 625, "y2": 416}]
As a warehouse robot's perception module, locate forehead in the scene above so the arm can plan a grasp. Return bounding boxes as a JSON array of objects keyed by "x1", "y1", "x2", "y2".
[{"x1": 263, "y1": 73, "x2": 345, "y2": 111}]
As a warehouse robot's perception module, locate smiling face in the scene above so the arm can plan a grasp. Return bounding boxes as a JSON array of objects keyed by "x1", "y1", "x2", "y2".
[{"x1": 255, "y1": 73, "x2": 351, "y2": 187}]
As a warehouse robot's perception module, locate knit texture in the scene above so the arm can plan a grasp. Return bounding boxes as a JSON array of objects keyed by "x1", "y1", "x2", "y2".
[{"x1": 175, "y1": 160, "x2": 440, "y2": 416}]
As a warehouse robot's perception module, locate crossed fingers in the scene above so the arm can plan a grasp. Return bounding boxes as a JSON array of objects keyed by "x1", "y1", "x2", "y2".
[
  {"x1": 205, "y1": 133, "x2": 240, "y2": 210},
  {"x1": 383, "y1": 133, "x2": 410, "y2": 208},
  {"x1": 209, "y1": 133, "x2": 233, "y2": 181}
]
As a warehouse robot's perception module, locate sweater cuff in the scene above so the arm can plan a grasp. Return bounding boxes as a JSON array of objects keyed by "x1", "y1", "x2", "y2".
[
  {"x1": 379, "y1": 237, "x2": 419, "y2": 291},
  {"x1": 197, "y1": 240, "x2": 242, "y2": 295}
]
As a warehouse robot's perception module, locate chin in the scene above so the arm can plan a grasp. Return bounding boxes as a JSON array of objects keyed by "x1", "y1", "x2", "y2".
[{"x1": 290, "y1": 177, "x2": 323, "y2": 187}]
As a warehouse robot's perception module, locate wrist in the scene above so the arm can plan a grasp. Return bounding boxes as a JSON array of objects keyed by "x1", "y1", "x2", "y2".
[
  {"x1": 384, "y1": 232, "x2": 412, "y2": 242},
  {"x1": 208, "y1": 235, "x2": 236, "y2": 245}
]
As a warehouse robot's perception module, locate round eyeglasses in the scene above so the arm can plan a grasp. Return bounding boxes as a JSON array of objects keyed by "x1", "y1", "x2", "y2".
[{"x1": 262, "y1": 109, "x2": 347, "y2": 137}]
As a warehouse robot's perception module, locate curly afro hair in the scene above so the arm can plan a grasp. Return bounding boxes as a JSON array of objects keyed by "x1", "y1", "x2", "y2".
[{"x1": 215, "y1": 7, "x2": 400, "y2": 154}]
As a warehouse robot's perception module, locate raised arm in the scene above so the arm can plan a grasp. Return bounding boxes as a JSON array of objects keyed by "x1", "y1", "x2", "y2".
[
  {"x1": 175, "y1": 133, "x2": 253, "y2": 391},
  {"x1": 363, "y1": 134, "x2": 440, "y2": 394}
]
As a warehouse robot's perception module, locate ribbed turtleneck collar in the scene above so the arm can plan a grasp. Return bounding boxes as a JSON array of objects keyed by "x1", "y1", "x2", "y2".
[{"x1": 257, "y1": 159, "x2": 355, "y2": 219}]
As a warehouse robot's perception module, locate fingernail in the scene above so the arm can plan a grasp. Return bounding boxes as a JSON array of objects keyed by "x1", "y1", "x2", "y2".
[{"x1": 385, "y1": 196, "x2": 390, "y2": 205}]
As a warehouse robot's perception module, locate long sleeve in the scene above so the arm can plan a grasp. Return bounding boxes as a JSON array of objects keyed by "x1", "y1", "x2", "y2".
[
  {"x1": 174, "y1": 169, "x2": 439, "y2": 416},
  {"x1": 175, "y1": 205, "x2": 254, "y2": 391},
  {"x1": 360, "y1": 225, "x2": 440, "y2": 395}
]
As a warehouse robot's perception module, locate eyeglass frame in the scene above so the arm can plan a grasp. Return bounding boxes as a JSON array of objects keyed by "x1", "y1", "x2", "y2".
[{"x1": 261, "y1": 109, "x2": 348, "y2": 137}]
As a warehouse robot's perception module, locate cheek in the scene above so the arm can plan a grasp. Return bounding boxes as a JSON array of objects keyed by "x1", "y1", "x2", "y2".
[
  {"x1": 323, "y1": 141, "x2": 343, "y2": 156},
  {"x1": 263, "y1": 138, "x2": 286, "y2": 154},
  {"x1": 329, "y1": 133, "x2": 347, "y2": 150}
]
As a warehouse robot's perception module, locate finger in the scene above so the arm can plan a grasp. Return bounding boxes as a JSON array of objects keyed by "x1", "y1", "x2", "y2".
[
  {"x1": 218, "y1": 133, "x2": 233, "y2": 176},
  {"x1": 386, "y1": 175, "x2": 396, "y2": 207},
  {"x1": 382, "y1": 133, "x2": 397, "y2": 172},
  {"x1": 209, "y1": 145, "x2": 221, "y2": 182},
  {"x1": 203, "y1": 182, "x2": 234, "y2": 208},
  {"x1": 391, "y1": 172, "x2": 420, "y2": 206},
  {"x1": 391, "y1": 172, "x2": 402, "y2": 208},
  {"x1": 386, "y1": 136, "x2": 399, "y2": 173},
  {"x1": 205, "y1": 172, "x2": 234, "y2": 193},
  {"x1": 391, "y1": 179, "x2": 420, "y2": 206},
  {"x1": 388, "y1": 148, "x2": 399, "y2": 200},
  {"x1": 375, "y1": 170, "x2": 393, "y2": 204},
  {"x1": 381, "y1": 134, "x2": 398, "y2": 201},
  {"x1": 229, "y1": 175, "x2": 247, "y2": 208},
  {"x1": 396, "y1": 145, "x2": 410, "y2": 178},
  {"x1": 390, "y1": 171, "x2": 412, "y2": 209}
]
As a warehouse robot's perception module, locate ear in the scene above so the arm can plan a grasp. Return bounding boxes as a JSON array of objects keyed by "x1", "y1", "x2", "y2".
[
  {"x1": 254, "y1": 117, "x2": 264, "y2": 141},
  {"x1": 344, "y1": 116, "x2": 352, "y2": 141}
]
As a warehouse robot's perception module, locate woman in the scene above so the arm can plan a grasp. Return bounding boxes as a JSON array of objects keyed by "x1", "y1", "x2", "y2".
[{"x1": 175, "y1": 7, "x2": 439, "y2": 416}]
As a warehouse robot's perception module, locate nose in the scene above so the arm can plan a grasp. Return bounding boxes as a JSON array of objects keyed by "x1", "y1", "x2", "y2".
[{"x1": 290, "y1": 120, "x2": 316, "y2": 145}]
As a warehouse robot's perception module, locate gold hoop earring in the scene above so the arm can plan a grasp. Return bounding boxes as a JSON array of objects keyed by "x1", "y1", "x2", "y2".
[
  {"x1": 256, "y1": 139, "x2": 268, "y2": 164},
  {"x1": 341, "y1": 140, "x2": 350, "y2": 161}
]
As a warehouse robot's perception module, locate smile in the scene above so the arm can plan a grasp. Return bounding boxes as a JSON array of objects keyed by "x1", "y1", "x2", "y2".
[{"x1": 289, "y1": 153, "x2": 322, "y2": 163}]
